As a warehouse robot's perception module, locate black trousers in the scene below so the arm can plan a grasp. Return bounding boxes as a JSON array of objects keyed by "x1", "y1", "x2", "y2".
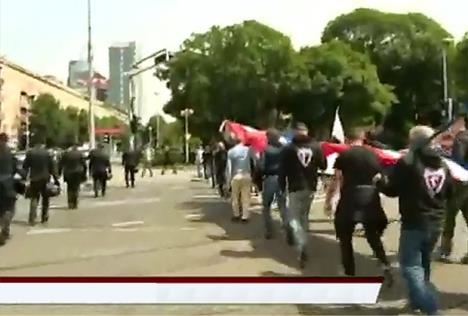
[
  {"x1": 93, "y1": 172, "x2": 107, "y2": 197},
  {"x1": 335, "y1": 220, "x2": 389, "y2": 276},
  {"x1": 29, "y1": 179, "x2": 49, "y2": 223},
  {"x1": 0, "y1": 179, "x2": 16, "y2": 238},
  {"x1": 125, "y1": 166, "x2": 136, "y2": 187},
  {"x1": 66, "y1": 177, "x2": 81, "y2": 209}
]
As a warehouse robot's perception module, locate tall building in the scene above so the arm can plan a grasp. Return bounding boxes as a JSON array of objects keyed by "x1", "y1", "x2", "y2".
[{"x1": 108, "y1": 42, "x2": 136, "y2": 110}]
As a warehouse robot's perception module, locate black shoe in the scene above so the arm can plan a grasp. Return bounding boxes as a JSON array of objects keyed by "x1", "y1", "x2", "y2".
[
  {"x1": 383, "y1": 267, "x2": 394, "y2": 288},
  {"x1": 231, "y1": 216, "x2": 241, "y2": 222},
  {"x1": 265, "y1": 231, "x2": 273, "y2": 240},
  {"x1": 286, "y1": 229, "x2": 294, "y2": 246},
  {"x1": 41, "y1": 215, "x2": 49, "y2": 224},
  {"x1": 241, "y1": 218, "x2": 249, "y2": 223},
  {"x1": 299, "y1": 250, "x2": 308, "y2": 269}
]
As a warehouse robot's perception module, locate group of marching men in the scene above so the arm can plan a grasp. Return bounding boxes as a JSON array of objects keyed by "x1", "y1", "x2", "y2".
[
  {"x1": 0, "y1": 135, "x2": 175, "y2": 244},
  {"x1": 201, "y1": 116, "x2": 468, "y2": 315}
]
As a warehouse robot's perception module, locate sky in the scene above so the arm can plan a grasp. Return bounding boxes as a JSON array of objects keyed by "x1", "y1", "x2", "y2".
[{"x1": 2, "y1": 0, "x2": 468, "y2": 121}]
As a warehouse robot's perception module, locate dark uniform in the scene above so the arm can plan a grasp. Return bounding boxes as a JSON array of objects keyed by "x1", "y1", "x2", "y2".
[
  {"x1": 23, "y1": 145, "x2": 58, "y2": 225},
  {"x1": 59, "y1": 147, "x2": 87, "y2": 209},
  {"x1": 0, "y1": 138, "x2": 20, "y2": 243},
  {"x1": 213, "y1": 145, "x2": 227, "y2": 197},
  {"x1": 161, "y1": 146, "x2": 177, "y2": 175},
  {"x1": 122, "y1": 149, "x2": 139, "y2": 188},
  {"x1": 89, "y1": 147, "x2": 111, "y2": 197}
]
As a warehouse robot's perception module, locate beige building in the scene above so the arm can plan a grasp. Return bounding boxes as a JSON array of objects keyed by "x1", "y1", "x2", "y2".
[{"x1": 0, "y1": 57, "x2": 127, "y2": 147}]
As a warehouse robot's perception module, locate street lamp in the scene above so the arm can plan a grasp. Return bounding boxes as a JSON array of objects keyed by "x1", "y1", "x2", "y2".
[
  {"x1": 180, "y1": 108, "x2": 194, "y2": 164},
  {"x1": 87, "y1": 0, "x2": 96, "y2": 149},
  {"x1": 442, "y1": 37, "x2": 454, "y2": 121}
]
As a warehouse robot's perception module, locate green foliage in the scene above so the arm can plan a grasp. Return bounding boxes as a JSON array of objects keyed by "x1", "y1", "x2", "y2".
[
  {"x1": 291, "y1": 40, "x2": 395, "y2": 137},
  {"x1": 29, "y1": 93, "x2": 124, "y2": 148},
  {"x1": 159, "y1": 20, "x2": 305, "y2": 141},
  {"x1": 322, "y1": 8, "x2": 453, "y2": 145},
  {"x1": 147, "y1": 115, "x2": 184, "y2": 147}
]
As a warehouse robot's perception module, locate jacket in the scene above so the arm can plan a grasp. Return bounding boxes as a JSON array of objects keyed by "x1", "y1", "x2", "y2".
[
  {"x1": 278, "y1": 135, "x2": 327, "y2": 193},
  {"x1": 59, "y1": 149, "x2": 87, "y2": 181},
  {"x1": 379, "y1": 146, "x2": 454, "y2": 230},
  {"x1": 260, "y1": 144, "x2": 283, "y2": 177},
  {"x1": 122, "y1": 150, "x2": 140, "y2": 167},
  {"x1": 23, "y1": 146, "x2": 56, "y2": 182},
  {"x1": 89, "y1": 149, "x2": 111, "y2": 174}
]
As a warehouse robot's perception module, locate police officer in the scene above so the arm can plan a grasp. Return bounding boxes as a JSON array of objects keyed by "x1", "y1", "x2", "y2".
[
  {"x1": 23, "y1": 137, "x2": 59, "y2": 225},
  {"x1": 122, "y1": 147, "x2": 139, "y2": 188},
  {"x1": 59, "y1": 143, "x2": 87, "y2": 209},
  {"x1": 89, "y1": 143, "x2": 111, "y2": 197},
  {"x1": 0, "y1": 133, "x2": 21, "y2": 244}
]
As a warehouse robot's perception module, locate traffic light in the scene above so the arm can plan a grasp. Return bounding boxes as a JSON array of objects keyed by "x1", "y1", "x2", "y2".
[{"x1": 103, "y1": 133, "x2": 110, "y2": 144}]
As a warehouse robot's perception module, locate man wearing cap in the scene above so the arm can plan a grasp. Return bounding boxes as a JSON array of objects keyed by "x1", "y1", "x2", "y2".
[{"x1": 279, "y1": 122, "x2": 327, "y2": 268}]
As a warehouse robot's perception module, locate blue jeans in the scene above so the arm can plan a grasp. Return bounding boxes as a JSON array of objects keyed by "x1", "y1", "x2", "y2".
[
  {"x1": 399, "y1": 228, "x2": 441, "y2": 315},
  {"x1": 262, "y1": 176, "x2": 287, "y2": 235},
  {"x1": 288, "y1": 190, "x2": 314, "y2": 254}
]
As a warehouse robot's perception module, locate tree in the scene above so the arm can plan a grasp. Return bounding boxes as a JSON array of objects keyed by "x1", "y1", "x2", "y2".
[
  {"x1": 322, "y1": 8, "x2": 453, "y2": 145},
  {"x1": 159, "y1": 20, "x2": 307, "y2": 141},
  {"x1": 147, "y1": 115, "x2": 184, "y2": 147},
  {"x1": 290, "y1": 40, "x2": 395, "y2": 137},
  {"x1": 454, "y1": 33, "x2": 468, "y2": 104},
  {"x1": 29, "y1": 94, "x2": 73, "y2": 147}
]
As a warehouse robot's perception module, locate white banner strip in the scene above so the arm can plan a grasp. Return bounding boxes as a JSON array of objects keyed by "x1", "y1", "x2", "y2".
[{"x1": 0, "y1": 283, "x2": 382, "y2": 304}]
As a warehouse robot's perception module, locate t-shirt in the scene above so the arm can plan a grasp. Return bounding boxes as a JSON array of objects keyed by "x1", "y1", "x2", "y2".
[
  {"x1": 334, "y1": 146, "x2": 382, "y2": 222},
  {"x1": 334, "y1": 146, "x2": 382, "y2": 188}
]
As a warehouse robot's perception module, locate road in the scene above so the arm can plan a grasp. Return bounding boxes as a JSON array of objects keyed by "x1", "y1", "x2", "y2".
[{"x1": 0, "y1": 166, "x2": 467, "y2": 315}]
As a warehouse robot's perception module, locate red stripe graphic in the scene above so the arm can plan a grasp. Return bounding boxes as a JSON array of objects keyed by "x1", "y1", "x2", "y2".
[{"x1": 0, "y1": 276, "x2": 383, "y2": 283}]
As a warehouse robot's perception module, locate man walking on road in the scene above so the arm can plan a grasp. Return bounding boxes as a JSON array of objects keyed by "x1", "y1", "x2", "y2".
[
  {"x1": 377, "y1": 125, "x2": 453, "y2": 315},
  {"x1": 23, "y1": 138, "x2": 59, "y2": 225},
  {"x1": 89, "y1": 143, "x2": 111, "y2": 198},
  {"x1": 195, "y1": 145, "x2": 204, "y2": 178},
  {"x1": 437, "y1": 114, "x2": 468, "y2": 264},
  {"x1": 122, "y1": 147, "x2": 140, "y2": 188},
  {"x1": 59, "y1": 143, "x2": 87, "y2": 209},
  {"x1": 325, "y1": 129, "x2": 391, "y2": 281},
  {"x1": 213, "y1": 142, "x2": 228, "y2": 198},
  {"x1": 141, "y1": 145, "x2": 154, "y2": 178},
  {"x1": 278, "y1": 122, "x2": 327, "y2": 268},
  {"x1": 0, "y1": 133, "x2": 21, "y2": 244},
  {"x1": 226, "y1": 138, "x2": 255, "y2": 222},
  {"x1": 161, "y1": 145, "x2": 177, "y2": 175},
  {"x1": 260, "y1": 128, "x2": 287, "y2": 240}
]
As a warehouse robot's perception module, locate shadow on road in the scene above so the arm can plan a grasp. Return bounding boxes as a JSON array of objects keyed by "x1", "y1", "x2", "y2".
[{"x1": 177, "y1": 183, "x2": 468, "y2": 315}]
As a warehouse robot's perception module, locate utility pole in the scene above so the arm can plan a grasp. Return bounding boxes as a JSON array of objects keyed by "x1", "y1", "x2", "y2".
[
  {"x1": 180, "y1": 108, "x2": 194, "y2": 164},
  {"x1": 87, "y1": 0, "x2": 96, "y2": 149},
  {"x1": 442, "y1": 37, "x2": 454, "y2": 122}
]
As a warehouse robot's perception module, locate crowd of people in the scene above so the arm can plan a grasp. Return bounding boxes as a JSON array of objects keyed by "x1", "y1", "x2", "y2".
[
  {"x1": 197, "y1": 116, "x2": 468, "y2": 315},
  {"x1": 0, "y1": 137, "x2": 182, "y2": 244}
]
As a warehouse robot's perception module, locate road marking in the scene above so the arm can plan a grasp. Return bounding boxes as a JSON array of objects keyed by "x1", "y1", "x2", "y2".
[
  {"x1": 111, "y1": 221, "x2": 144, "y2": 228},
  {"x1": 185, "y1": 214, "x2": 202, "y2": 220},
  {"x1": 113, "y1": 228, "x2": 139, "y2": 232},
  {"x1": 27, "y1": 228, "x2": 72, "y2": 235},
  {"x1": 181, "y1": 227, "x2": 196, "y2": 231},
  {"x1": 193, "y1": 194, "x2": 219, "y2": 199},
  {"x1": 91, "y1": 197, "x2": 160, "y2": 208}
]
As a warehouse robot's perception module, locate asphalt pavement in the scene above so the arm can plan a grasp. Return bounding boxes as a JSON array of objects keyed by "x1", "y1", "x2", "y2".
[{"x1": 0, "y1": 166, "x2": 467, "y2": 315}]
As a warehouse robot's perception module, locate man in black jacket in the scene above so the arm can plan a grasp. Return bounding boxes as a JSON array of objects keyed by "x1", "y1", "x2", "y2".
[
  {"x1": 377, "y1": 125, "x2": 453, "y2": 315},
  {"x1": 260, "y1": 129, "x2": 287, "y2": 240},
  {"x1": 213, "y1": 142, "x2": 228, "y2": 198},
  {"x1": 0, "y1": 133, "x2": 20, "y2": 244},
  {"x1": 59, "y1": 143, "x2": 87, "y2": 209},
  {"x1": 23, "y1": 139, "x2": 59, "y2": 225},
  {"x1": 278, "y1": 122, "x2": 327, "y2": 268},
  {"x1": 325, "y1": 128, "x2": 391, "y2": 281},
  {"x1": 89, "y1": 143, "x2": 111, "y2": 198},
  {"x1": 122, "y1": 148, "x2": 139, "y2": 188}
]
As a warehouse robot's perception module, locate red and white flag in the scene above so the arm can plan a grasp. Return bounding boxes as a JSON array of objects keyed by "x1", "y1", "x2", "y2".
[{"x1": 219, "y1": 120, "x2": 468, "y2": 182}]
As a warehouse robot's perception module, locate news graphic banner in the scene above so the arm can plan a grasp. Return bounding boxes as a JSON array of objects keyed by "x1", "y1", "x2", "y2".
[
  {"x1": 220, "y1": 120, "x2": 468, "y2": 182},
  {"x1": 0, "y1": 277, "x2": 382, "y2": 304}
]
